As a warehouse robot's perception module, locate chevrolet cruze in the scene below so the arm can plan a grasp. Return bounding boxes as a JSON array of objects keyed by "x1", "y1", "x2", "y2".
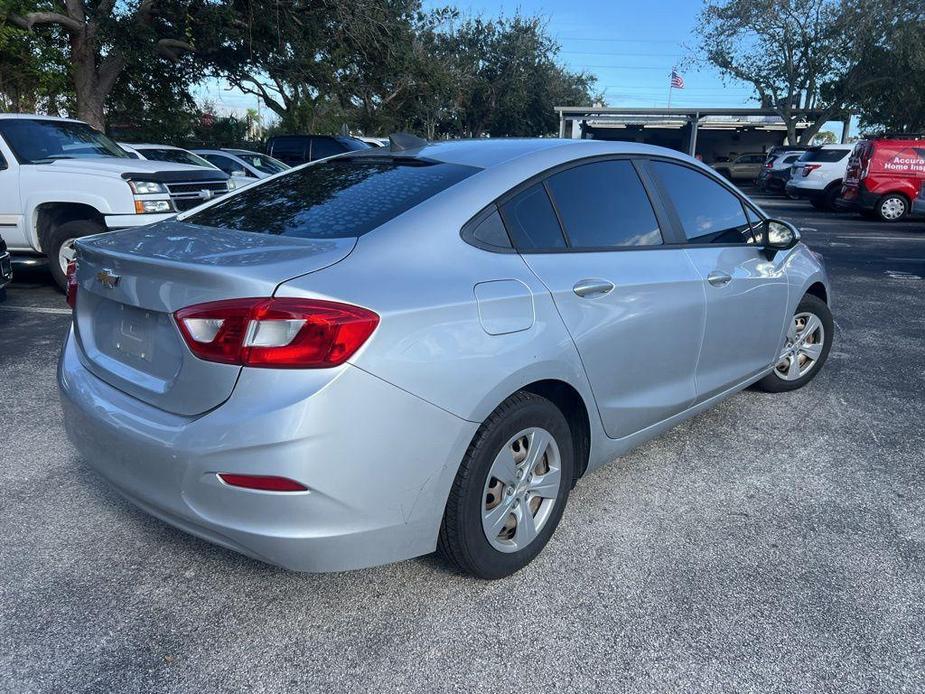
[{"x1": 58, "y1": 137, "x2": 833, "y2": 579}]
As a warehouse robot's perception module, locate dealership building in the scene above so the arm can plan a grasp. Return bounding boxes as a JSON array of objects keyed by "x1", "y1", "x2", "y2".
[{"x1": 554, "y1": 106, "x2": 852, "y2": 163}]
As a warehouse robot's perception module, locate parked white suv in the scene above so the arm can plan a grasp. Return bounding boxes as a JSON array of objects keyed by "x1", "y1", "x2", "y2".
[
  {"x1": 0, "y1": 115, "x2": 231, "y2": 288},
  {"x1": 785, "y1": 144, "x2": 854, "y2": 211}
]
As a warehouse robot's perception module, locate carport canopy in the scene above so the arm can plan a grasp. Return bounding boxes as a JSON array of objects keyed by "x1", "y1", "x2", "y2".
[{"x1": 554, "y1": 106, "x2": 852, "y2": 159}]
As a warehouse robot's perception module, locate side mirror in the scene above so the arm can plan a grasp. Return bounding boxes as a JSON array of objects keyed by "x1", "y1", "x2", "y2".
[{"x1": 762, "y1": 219, "x2": 800, "y2": 258}]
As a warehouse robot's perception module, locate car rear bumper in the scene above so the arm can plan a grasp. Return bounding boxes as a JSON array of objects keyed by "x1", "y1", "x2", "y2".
[
  {"x1": 785, "y1": 182, "x2": 826, "y2": 200},
  {"x1": 58, "y1": 327, "x2": 477, "y2": 572}
]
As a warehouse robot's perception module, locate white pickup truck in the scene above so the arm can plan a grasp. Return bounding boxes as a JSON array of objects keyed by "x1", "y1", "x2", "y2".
[{"x1": 0, "y1": 114, "x2": 232, "y2": 289}]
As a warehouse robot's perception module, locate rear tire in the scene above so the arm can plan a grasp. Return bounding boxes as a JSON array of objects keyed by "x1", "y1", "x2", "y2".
[
  {"x1": 755, "y1": 294, "x2": 833, "y2": 393},
  {"x1": 875, "y1": 194, "x2": 908, "y2": 222},
  {"x1": 47, "y1": 219, "x2": 104, "y2": 291},
  {"x1": 822, "y1": 184, "x2": 841, "y2": 211},
  {"x1": 438, "y1": 392, "x2": 574, "y2": 579}
]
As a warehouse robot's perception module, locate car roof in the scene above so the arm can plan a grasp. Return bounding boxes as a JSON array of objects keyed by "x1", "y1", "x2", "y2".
[
  {"x1": 0, "y1": 113, "x2": 84, "y2": 123},
  {"x1": 224, "y1": 148, "x2": 262, "y2": 155},
  {"x1": 359, "y1": 138, "x2": 704, "y2": 170},
  {"x1": 122, "y1": 143, "x2": 183, "y2": 150}
]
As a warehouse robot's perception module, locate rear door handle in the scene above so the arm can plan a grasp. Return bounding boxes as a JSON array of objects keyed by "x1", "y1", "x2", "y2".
[
  {"x1": 707, "y1": 271, "x2": 733, "y2": 287},
  {"x1": 573, "y1": 279, "x2": 615, "y2": 298}
]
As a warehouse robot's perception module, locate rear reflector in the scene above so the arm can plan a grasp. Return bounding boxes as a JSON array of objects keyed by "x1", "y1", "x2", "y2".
[
  {"x1": 65, "y1": 260, "x2": 78, "y2": 309},
  {"x1": 218, "y1": 473, "x2": 308, "y2": 492},
  {"x1": 175, "y1": 297, "x2": 379, "y2": 368}
]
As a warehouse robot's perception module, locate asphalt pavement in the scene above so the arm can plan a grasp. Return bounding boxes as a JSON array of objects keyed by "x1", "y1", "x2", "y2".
[{"x1": 1, "y1": 193, "x2": 923, "y2": 693}]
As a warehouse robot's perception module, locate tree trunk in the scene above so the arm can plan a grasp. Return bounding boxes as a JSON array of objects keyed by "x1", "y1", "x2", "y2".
[{"x1": 70, "y1": 32, "x2": 106, "y2": 130}]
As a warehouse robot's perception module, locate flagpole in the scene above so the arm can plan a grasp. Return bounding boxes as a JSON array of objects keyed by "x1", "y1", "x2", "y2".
[{"x1": 667, "y1": 66, "x2": 674, "y2": 110}]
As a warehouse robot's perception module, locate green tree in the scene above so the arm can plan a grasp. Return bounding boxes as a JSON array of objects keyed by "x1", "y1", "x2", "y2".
[
  {"x1": 1, "y1": 0, "x2": 199, "y2": 129},
  {"x1": 851, "y1": 17, "x2": 925, "y2": 133},
  {"x1": 429, "y1": 15, "x2": 594, "y2": 138},
  {"x1": 695, "y1": 0, "x2": 922, "y2": 144},
  {"x1": 0, "y1": 17, "x2": 70, "y2": 112}
]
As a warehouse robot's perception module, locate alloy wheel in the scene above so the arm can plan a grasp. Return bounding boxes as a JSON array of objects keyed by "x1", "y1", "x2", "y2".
[
  {"x1": 774, "y1": 311, "x2": 825, "y2": 381},
  {"x1": 481, "y1": 427, "x2": 561, "y2": 553}
]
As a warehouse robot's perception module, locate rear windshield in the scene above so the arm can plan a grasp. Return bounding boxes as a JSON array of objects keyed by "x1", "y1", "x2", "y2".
[
  {"x1": 799, "y1": 148, "x2": 851, "y2": 163},
  {"x1": 183, "y1": 157, "x2": 479, "y2": 238}
]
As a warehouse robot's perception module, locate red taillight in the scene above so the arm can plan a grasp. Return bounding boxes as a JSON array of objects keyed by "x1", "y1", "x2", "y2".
[
  {"x1": 802, "y1": 164, "x2": 822, "y2": 177},
  {"x1": 218, "y1": 473, "x2": 308, "y2": 492},
  {"x1": 174, "y1": 297, "x2": 379, "y2": 368},
  {"x1": 65, "y1": 260, "x2": 78, "y2": 309}
]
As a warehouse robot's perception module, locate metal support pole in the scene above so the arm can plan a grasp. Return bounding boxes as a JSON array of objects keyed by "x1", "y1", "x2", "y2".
[
  {"x1": 689, "y1": 112, "x2": 700, "y2": 156},
  {"x1": 841, "y1": 115, "x2": 852, "y2": 143},
  {"x1": 558, "y1": 112, "x2": 566, "y2": 139}
]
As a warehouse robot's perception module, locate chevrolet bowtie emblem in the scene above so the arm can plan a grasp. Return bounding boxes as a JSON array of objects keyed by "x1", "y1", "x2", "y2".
[{"x1": 96, "y1": 269, "x2": 120, "y2": 289}]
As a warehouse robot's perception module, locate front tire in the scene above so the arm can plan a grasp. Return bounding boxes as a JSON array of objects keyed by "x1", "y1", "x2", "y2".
[
  {"x1": 438, "y1": 392, "x2": 574, "y2": 579},
  {"x1": 756, "y1": 293, "x2": 833, "y2": 392},
  {"x1": 47, "y1": 219, "x2": 104, "y2": 290}
]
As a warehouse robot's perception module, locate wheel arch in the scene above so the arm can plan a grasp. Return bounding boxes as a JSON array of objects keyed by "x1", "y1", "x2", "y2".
[
  {"x1": 33, "y1": 202, "x2": 105, "y2": 253},
  {"x1": 517, "y1": 379, "x2": 592, "y2": 483},
  {"x1": 805, "y1": 281, "x2": 828, "y2": 304}
]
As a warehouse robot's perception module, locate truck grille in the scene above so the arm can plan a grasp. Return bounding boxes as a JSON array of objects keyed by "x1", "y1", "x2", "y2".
[{"x1": 165, "y1": 181, "x2": 230, "y2": 212}]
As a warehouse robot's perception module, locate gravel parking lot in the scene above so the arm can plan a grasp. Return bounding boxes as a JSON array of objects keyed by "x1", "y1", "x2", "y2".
[{"x1": 1, "y1": 194, "x2": 923, "y2": 693}]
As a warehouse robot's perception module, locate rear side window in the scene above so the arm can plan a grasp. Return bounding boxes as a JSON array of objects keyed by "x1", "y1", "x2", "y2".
[
  {"x1": 799, "y1": 148, "x2": 850, "y2": 163},
  {"x1": 500, "y1": 184, "x2": 566, "y2": 249},
  {"x1": 650, "y1": 161, "x2": 751, "y2": 244},
  {"x1": 184, "y1": 158, "x2": 479, "y2": 238},
  {"x1": 268, "y1": 137, "x2": 306, "y2": 159},
  {"x1": 202, "y1": 154, "x2": 243, "y2": 176},
  {"x1": 545, "y1": 160, "x2": 661, "y2": 248}
]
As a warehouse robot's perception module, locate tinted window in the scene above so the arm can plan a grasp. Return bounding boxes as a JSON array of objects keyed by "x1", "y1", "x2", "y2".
[
  {"x1": 545, "y1": 160, "x2": 661, "y2": 248},
  {"x1": 0, "y1": 119, "x2": 129, "y2": 164},
  {"x1": 143, "y1": 148, "x2": 215, "y2": 169},
  {"x1": 500, "y1": 184, "x2": 566, "y2": 250},
  {"x1": 203, "y1": 154, "x2": 243, "y2": 175},
  {"x1": 227, "y1": 151, "x2": 288, "y2": 174},
  {"x1": 185, "y1": 158, "x2": 478, "y2": 238},
  {"x1": 650, "y1": 161, "x2": 751, "y2": 244},
  {"x1": 311, "y1": 137, "x2": 347, "y2": 160},
  {"x1": 268, "y1": 137, "x2": 306, "y2": 158},
  {"x1": 337, "y1": 137, "x2": 372, "y2": 153},
  {"x1": 470, "y1": 208, "x2": 512, "y2": 249},
  {"x1": 799, "y1": 148, "x2": 850, "y2": 163}
]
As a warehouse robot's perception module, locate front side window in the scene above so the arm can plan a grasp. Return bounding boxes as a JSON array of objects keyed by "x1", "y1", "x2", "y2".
[
  {"x1": 185, "y1": 158, "x2": 479, "y2": 238},
  {"x1": 545, "y1": 160, "x2": 662, "y2": 248},
  {"x1": 650, "y1": 161, "x2": 751, "y2": 244},
  {"x1": 0, "y1": 119, "x2": 129, "y2": 164},
  {"x1": 499, "y1": 184, "x2": 566, "y2": 250},
  {"x1": 311, "y1": 138, "x2": 347, "y2": 160}
]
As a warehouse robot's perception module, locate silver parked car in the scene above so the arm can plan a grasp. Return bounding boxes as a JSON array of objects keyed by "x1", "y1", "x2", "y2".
[{"x1": 58, "y1": 138, "x2": 833, "y2": 579}]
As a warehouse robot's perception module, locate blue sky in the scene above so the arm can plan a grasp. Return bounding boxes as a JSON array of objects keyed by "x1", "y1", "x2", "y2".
[
  {"x1": 439, "y1": 0, "x2": 758, "y2": 109},
  {"x1": 195, "y1": 0, "x2": 759, "y2": 117}
]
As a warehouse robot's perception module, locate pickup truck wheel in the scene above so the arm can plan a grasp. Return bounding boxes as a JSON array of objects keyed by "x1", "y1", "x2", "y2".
[{"x1": 47, "y1": 219, "x2": 104, "y2": 291}]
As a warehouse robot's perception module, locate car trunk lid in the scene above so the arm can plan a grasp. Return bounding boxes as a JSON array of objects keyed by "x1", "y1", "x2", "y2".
[{"x1": 72, "y1": 220, "x2": 356, "y2": 416}]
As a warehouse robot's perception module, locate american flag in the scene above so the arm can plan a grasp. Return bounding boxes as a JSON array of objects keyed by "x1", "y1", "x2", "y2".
[{"x1": 670, "y1": 70, "x2": 685, "y2": 89}]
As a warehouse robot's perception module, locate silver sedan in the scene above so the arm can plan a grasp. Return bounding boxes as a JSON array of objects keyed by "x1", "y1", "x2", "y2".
[{"x1": 58, "y1": 137, "x2": 832, "y2": 579}]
